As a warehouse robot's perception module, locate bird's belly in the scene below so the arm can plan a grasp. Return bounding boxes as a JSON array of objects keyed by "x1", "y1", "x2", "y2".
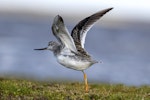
[{"x1": 57, "y1": 55, "x2": 92, "y2": 71}]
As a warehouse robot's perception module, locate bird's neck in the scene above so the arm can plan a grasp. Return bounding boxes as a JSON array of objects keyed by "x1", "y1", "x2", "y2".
[{"x1": 53, "y1": 45, "x2": 61, "y2": 56}]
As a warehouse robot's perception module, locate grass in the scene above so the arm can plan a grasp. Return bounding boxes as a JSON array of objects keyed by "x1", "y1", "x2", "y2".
[{"x1": 0, "y1": 78, "x2": 150, "y2": 100}]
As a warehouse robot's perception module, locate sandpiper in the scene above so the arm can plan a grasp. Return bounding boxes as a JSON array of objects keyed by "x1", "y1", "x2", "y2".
[{"x1": 35, "y1": 7, "x2": 113, "y2": 92}]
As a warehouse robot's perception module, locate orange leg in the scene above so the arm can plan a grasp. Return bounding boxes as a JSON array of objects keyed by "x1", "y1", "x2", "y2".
[{"x1": 82, "y1": 71, "x2": 89, "y2": 92}]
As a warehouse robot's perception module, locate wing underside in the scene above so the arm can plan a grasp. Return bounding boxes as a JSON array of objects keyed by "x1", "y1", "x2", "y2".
[
  {"x1": 71, "y1": 8, "x2": 113, "y2": 49},
  {"x1": 52, "y1": 15, "x2": 77, "y2": 53}
]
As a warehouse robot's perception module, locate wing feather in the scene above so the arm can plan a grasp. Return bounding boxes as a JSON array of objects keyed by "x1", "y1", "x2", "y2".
[
  {"x1": 52, "y1": 15, "x2": 77, "y2": 52},
  {"x1": 71, "y1": 8, "x2": 113, "y2": 48}
]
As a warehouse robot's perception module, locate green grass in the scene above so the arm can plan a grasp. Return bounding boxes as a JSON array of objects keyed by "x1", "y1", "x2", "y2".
[{"x1": 0, "y1": 78, "x2": 150, "y2": 100}]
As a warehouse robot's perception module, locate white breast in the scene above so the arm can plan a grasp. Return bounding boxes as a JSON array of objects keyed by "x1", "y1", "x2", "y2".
[{"x1": 56, "y1": 55, "x2": 92, "y2": 71}]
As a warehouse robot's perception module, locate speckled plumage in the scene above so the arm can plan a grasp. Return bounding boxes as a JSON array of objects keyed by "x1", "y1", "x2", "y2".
[{"x1": 35, "y1": 7, "x2": 113, "y2": 92}]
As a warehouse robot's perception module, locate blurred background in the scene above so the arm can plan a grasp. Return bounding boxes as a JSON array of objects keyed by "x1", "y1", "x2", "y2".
[{"x1": 0, "y1": 0, "x2": 150, "y2": 86}]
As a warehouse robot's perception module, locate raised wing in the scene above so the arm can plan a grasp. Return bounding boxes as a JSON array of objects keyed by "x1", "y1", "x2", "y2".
[
  {"x1": 71, "y1": 8, "x2": 113, "y2": 48},
  {"x1": 52, "y1": 15, "x2": 77, "y2": 52}
]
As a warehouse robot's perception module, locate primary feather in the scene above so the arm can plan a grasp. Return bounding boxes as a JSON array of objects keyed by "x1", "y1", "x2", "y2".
[
  {"x1": 52, "y1": 15, "x2": 77, "y2": 53},
  {"x1": 71, "y1": 8, "x2": 113, "y2": 49}
]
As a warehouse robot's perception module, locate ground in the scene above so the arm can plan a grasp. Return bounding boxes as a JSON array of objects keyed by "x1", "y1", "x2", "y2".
[{"x1": 0, "y1": 78, "x2": 150, "y2": 100}]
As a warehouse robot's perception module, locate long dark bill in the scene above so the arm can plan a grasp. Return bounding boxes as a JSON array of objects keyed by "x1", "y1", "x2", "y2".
[{"x1": 34, "y1": 47, "x2": 47, "y2": 50}]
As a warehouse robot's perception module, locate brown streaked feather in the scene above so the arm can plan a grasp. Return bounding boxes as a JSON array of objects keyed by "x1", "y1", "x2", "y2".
[{"x1": 71, "y1": 8, "x2": 113, "y2": 55}]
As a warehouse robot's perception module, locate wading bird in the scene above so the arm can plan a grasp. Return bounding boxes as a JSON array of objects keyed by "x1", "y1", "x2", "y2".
[{"x1": 35, "y1": 7, "x2": 113, "y2": 92}]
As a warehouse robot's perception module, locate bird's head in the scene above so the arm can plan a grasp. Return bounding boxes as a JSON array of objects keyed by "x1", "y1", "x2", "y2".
[{"x1": 34, "y1": 41, "x2": 59, "y2": 51}]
